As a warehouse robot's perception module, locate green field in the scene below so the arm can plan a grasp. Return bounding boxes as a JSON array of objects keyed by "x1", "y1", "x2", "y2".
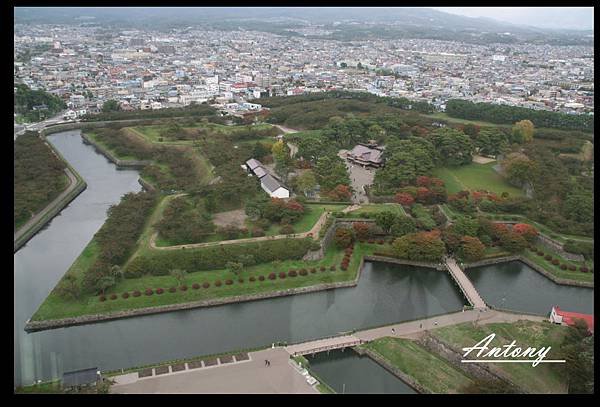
[
  {"x1": 431, "y1": 321, "x2": 570, "y2": 394},
  {"x1": 433, "y1": 162, "x2": 524, "y2": 197},
  {"x1": 344, "y1": 203, "x2": 407, "y2": 217},
  {"x1": 522, "y1": 245, "x2": 594, "y2": 283},
  {"x1": 31, "y1": 240, "x2": 379, "y2": 322},
  {"x1": 360, "y1": 337, "x2": 474, "y2": 393},
  {"x1": 130, "y1": 123, "x2": 276, "y2": 145}
]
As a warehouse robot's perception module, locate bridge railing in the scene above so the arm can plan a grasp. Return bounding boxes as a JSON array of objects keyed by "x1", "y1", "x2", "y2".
[{"x1": 291, "y1": 340, "x2": 363, "y2": 356}]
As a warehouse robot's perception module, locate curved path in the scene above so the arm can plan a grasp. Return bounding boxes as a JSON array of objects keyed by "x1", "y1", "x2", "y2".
[
  {"x1": 149, "y1": 208, "x2": 340, "y2": 250},
  {"x1": 14, "y1": 166, "x2": 78, "y2": 246}
]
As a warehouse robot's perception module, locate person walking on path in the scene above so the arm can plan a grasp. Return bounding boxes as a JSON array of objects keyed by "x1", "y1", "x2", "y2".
[
  {"x1": 265, "y1": 359, "x2": 268, "y2": 366},
  {"x1": 391, "y1": 328, "x2": 395, "y2": 335},
  {"x1": 419, "y1": 323, "x2": 422, "y2": 329}
]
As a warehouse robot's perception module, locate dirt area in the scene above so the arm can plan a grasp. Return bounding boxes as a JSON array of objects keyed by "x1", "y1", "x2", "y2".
[
  {"x1": 338, "y1": 149, "x2": 375, "y2": 204},
  {"x1": 472, "y1": 155, "x2": 497, "y2": 164},
  {"x1": 212, "y1": 209, "x2": 248, "y2": 228}
]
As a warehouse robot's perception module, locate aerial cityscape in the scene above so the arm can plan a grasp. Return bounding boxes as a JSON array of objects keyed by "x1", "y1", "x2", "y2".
[{"x1": 14, "y1": 6, "x2": 594, "y2": 395}]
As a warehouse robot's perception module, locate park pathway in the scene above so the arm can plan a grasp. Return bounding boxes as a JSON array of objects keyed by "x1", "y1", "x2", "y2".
[
  {"x1": 14, "y1": 166, "x2": 78, "y2": 246},
  {"x1": 149, "y1": 206, "x2": 350, "y2": 250},
  {"x1": 285, "y1": 335, "x2": 362, "y2": 357},
  {"x1": 444, "y1": 257, "x2": 487, "y2": 309}
]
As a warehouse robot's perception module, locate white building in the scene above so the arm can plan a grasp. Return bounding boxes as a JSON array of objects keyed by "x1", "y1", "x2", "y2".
[{"x1": 260, "y1": 174, "x2": 290, "y2": 199}]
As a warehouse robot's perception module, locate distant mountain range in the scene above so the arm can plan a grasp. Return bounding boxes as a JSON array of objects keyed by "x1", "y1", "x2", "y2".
[{"x1": 14, "y1": 7, "x2": 593, "y2": 45}]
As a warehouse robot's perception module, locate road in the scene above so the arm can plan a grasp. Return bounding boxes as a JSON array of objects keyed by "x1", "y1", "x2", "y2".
[
  {"x1": 14, "y1": 166, "x2": 78, "y2": 245},
  {"x1": 14, "y1": 112, "x2": 72, "y2": 140}
]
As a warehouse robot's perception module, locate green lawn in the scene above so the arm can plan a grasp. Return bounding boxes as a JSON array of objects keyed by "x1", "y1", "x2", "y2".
[
  {"x1": 345, "y1": 203, "x2": 407, "y2": 217},
  {"x1": 31, "y1": 241, "x2": 380, "y2": 322},
  {"x1": 424, "y1": 112, "x2": 511, "y2": 128},
  {"x1": 130, "y1": 123, "x2": 276, "y2": 145},
  {"x1": 84, "y1": 131, "x2": 138, "y2": 161},
  {"x1": 431, "y1": 321, "x2": 570, "y2": 394},
  {"x1": 433, "y1": 162, "x2": 524, "y2": 197},
  {"x1": 522, "y1": 245, "x2": 594, "y2": 283},
  {"x1": 360, "y1": 337, "x2": 474, "y2": 393}
]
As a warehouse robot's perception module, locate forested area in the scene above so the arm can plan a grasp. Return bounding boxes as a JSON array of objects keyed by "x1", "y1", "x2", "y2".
[
  {"x1": 14, "y1": 132, "x2": 67, "y2": 230},
  {"x1": 445, "y1": 99, "x2": 593, "y2": 132},
  {"x1": 81, "y1": 103, "x2": 217, "y2": 122},
  {"x1": 14, "y1": 83, "x2": 67, "y2": 122},
  {"x1": 79, "y1": 191, "x2": 158, "y2": 295}
]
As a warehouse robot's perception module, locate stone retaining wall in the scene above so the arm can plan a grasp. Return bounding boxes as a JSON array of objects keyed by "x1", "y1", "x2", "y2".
[
  {"x1": 364, "y1": 255, "x2": 446, "y2": 271},
  {"x1": 80, "y1": 132, "x2": 152, "y2": 167},
  {"x1": 417, "y1": 333, "x2": 525, "y2": 393},
  {"x1": 353, "y1": 347, "x2": 429, "y2": 393},
  {"x1": 25, "y1": 257, "x2": 366, "y2": 333}
]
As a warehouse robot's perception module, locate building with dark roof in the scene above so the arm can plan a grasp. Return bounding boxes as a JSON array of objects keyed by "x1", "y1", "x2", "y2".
[{"x1": 347, "y1": 143, "x2": 384, "y2": 168}]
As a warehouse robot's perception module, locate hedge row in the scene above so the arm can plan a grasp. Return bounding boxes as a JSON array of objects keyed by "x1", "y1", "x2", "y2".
[
  {"x1": 125, "y1": 238, "x2": 313, "y2": 278},
  {"x1": 99, "y1": 264, "x2": 341, "y2": 301},
  {"x1": 529, "y1": 246, "x2": 592, "y2": 273}
]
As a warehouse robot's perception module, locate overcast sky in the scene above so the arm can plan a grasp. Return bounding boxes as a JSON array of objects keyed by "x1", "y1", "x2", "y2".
[{"x1": 432, "y1": 7, "x2": 593, "y2": 30}]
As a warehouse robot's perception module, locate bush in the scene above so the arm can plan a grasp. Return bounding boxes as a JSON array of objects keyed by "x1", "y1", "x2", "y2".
[
  {"x1": 334, "y1": 227, "x2": 355, "y2": 248},
  {"x1": 560, "y1": 264, "x2": 567, "y2": 270},
  {"x1": 145, "y1": 288, "x2": 154, "y2": 296},
  {"x1": 249, "y1": 276, "x2": 256, "y2": 282},
  {"x1": 99, "y1": 295, "x2": 106, "y2": 302},
  {"x1": 299, "y1": 269, "x2": 308, "y2": 276},
  {"x1": 169, "y1": 287, "x2": 177, "y2": 293},
  {"x1": 180, "y1": 285, "x2": 188, "y2": 291},
  {"x1": 251, "y1": 227, "x2": 265, "y2": 237},
  {"x1": 133, "y1": 290, "x2": 141, "y2": 297},
  {"x1": 568, "y1": 265, "x2": 577, "y2": 271},
  {"x1": 238, "y1": 278, "x2": 244, "y2": 283},
  {"x1": 551, "y1": 259, "x2": 560, "y2": 265},
  {"x1": 278, "y1": 272, "x2": 287, "y2": 279},
  {"x1": 563, "y1": 240, "x2": 594, "y2": 261},
  {"x1": 259, "y1": 275, "x2": 266, "y2": 281},
  {"x1": 288, "y1": 270, "x2": 298, "y2": 277},
  {"x1": 110, "y1": 294, "x2": 117, "y2": 300},
  {"x1": 268, "y1": 273, "x2": 276, "y2": 280},
  {"x1": 580, "y1": 266, "x2": 589, "y2": 273},
  {"x1": 122, "y1": 292, "x2": 130, "y2": 299},
  {"x1": 545, "y1": 255, "x2": 552, "y2": 261},
  {"x1": 280, "y1": 224, "x2": 295, "y2": 235},
  {"x1": 537, "y1": 251, "x2": 544, "y2": 256},
  {"x1": 310, "y1": 268, "x2": 317, "y2": 273},
  {"x1": 192, "y1": 283, "x2": 200, "y2": 289},
  {"x1": 341, "y1": 264, "x2": 348, "y2": 271},
  {"x1": 202, "y1": 282, "x2": 210, "y2": 288},
  {"x1": 378, "y1": 239, "x2": 385, "y2": 245},
  {"x1": 215, "y1": 280, "x2": 222, "y2": 287},
  {"x1": 320, "y1": 266, "x2": 326, "y2": 271},
  {"x1": 225, "y1": 279, "x2": 233, "y2": 285},
  {"x1": 330, "y1": 265, "x2": 336, "y2": 271},
  {"x1": 155, "y1": 288, "x2": 163, "y2": 295}
]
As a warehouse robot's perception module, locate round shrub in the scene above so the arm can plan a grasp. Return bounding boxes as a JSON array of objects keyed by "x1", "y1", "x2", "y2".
[
  {"x1": 169, "y1": 287, "x2": 177, "y2": 293},
  {"x1": 560, "y1": 264, "x2": 568, "y2": 270},
  {"x1": 225, "y1": 279, "x2": 233, "y2": 285},
  {"x1": 202, "y1": 282, "x2": 210, "y2": 288},
  {"x1": 341, "y1": 264, "x2": 348, "y2": 271},
  {"x1": 310, "y1": 268, "x2": 317, "y2": 274},
  {"x1": 544, "y1": 255, "x2": 552, "y2": 261},
  {"x1": 330, "y1": 265, "x2": 336, "y2": 271},
  {"x1": 378, "y1": 240, "x2": 385, "y2": 245},
  {"x1": 288, "y1": 270, "x2": 298, "y2": 277},
  {"x1": 110, "y1": 294, "x2": 117, "y2": 300},
  {"x1": 215, "y1": 280, "x2": 222, "y2": 287},
  {"x1": 249, "y1": 276, "x2": 256, "y2": 282},
  {"x1": 133, "y1": 290, "x2": 141, "y2": 297},
  {"x1": 320, "y1": 266, "x2": 326, "y2": 271},
  {"x1": 156, "y1": 288, "x2": 164, "y2": 295},
  {"x1": 551, "y1": 259, "x2": 560, "y2": 265},
  {"x1": 278, "y1": 272, "x2": 287, "y2": 279},
  {"x1": 537, "y1": 251, "x2": 544, "y2": 256},
  {"x1": 268, "y1": 273, "x2": 276, "y2": 280},
  {"x1": 288, "y1": 269, "x2": 296, "y2": 274},
  {"x1": 192, "y1": 283, "x2": 200, "y2": 289},
  {"x1": 99, "y1": 295, "x2": 106, "y2": 302},
  {"x1": 122, "y1": 292, "x2": 130, "y2": 299},
  {"x1": 299, "y1": 269, "x2": 308, "y2": 276},
  {"x1": 368, "y1": 239, "x2": 375, "y2": 244},
  {"x1": 145, "y1": 288, "x2": 153, "y2": 296},
  {"x1": 568, "y1": 265, "x2": 576, "y2": 271},
  {"x1": 180, "y1": 285, "x2": 188, "y2": 291},
  {"x1": 300, "y1": 268, "x2": 307, "y2": 274},
  {"x1": 259, "y1": 275, "x2": 265, "y2": 281},
  {"x1": 580, "y1": 266, "x2": 589, "y2": 273},
  {"x1": 238, "y1": 278, "x2": 244, "y2": 283}
]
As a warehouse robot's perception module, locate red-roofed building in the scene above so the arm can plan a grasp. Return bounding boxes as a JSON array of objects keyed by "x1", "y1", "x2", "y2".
[{"x1": 550, "y1": 306, "x2": 594, "y2": 333}]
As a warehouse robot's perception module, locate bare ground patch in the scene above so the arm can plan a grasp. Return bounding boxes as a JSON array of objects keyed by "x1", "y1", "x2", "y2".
[
  {"x1": 472, "y1": 155, "x2": 496, "y2": 164},
  {"x1": 212, "y1": 209, "x2": 248, "y2": 228}
]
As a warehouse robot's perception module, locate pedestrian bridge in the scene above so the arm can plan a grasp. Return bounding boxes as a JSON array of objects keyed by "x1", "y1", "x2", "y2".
[
  {"x1": 285, "y1": 335, "x2": 363, "y2": 357},
  {"x1": 444, "y1": 257, "x2": 487, "y2": 309}
]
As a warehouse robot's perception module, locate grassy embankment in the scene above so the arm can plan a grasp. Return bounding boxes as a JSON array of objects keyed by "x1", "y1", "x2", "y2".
[
  {"x1": 359, "y1": 337, "x2": 474, "y2": 393},
  {"x1": 432, "y1": 162, "x2": 524, "y2": 197},
  {"x1": 522, "y1": 245, "x2": 593, "y2": 283},
  {"x1": 431, "y1": 321, "x2": 570, "y2": 393},
  {"x1": 342, "y1": 203, "x2": 407, "y2": 218}
]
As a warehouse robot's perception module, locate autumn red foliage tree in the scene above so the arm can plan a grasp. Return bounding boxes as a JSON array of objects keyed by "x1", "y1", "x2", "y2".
[
  {"x1": 394, "y1": 192, "x2": 415, "y2": 206},
  {"x1": 511, "y1": 223, "x2": 539, "y2": 242},
  {"x1": 457, "y1": 236, "x2": 486, "y2": 262},
  {"x1": 328, "y1": 184, "x2": 352, "y2": 201},
  {"x1": 334, "y1": 227, "x2": 355, "y2": 248},
  {"x1": 392, "y1": 230, "x2": 446, "y2": 261},
  {"x1": 352, "y1": 222, "x2": 371, "y2": 240}
]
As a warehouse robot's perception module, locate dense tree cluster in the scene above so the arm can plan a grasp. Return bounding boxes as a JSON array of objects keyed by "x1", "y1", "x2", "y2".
[
  {"x1": 14, "y1": 84, "x2": 67, "y2": 122},
  {"x1": 14, "y1": 132, "x2": 67, "y2": 230},
  {"x1": 81, "y1": 191, "x2": 157, "y2": 294},
  {"x1": 314, "y1": 154, "x2": 352, "y2": 195},
  {"x1": 392, "y1": 230, "x2": 446, "y2": 261},
  {"x1": 445, "y1": 99, "x2": 593, "y2": 132},
  {"x1": 81, "y1": 103, "x2": 217, "y2": 121},
  {"x1": 155, "y1": 196, "x2": 216, "y2": 245},
  {"x1": 430, "y1": 128, "x2": 475, "y2": 166}
]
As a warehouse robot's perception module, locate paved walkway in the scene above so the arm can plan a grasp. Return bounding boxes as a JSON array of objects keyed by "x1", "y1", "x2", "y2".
[
  {"x1": 338, "y1": 149, "x2": 374, "y2": 204},
  {"x1": 110, "y1": 348, "x2": 318, "y2": 394},
  {"x1": 444, "y1": 257, "x2": 487, "y2": 309},
  {"x1": 149, "y1": 208, "x2": 342, "y2": 250},
  {"x1": 14, "y1": 166, "x2": 78, "y2": 245}
]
